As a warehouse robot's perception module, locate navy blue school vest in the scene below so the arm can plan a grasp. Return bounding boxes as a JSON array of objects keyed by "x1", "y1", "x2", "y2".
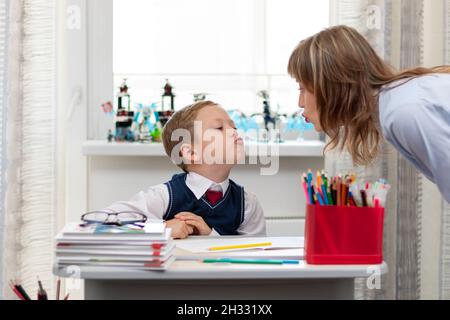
[{"x1": 164, "y1": 173, "x2": 245, "y2": 235}]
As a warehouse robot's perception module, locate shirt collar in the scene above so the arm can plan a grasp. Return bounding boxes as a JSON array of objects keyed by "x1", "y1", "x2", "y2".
[{"x1": 186, "y1": 172, "x2": 229, "y2": 200}]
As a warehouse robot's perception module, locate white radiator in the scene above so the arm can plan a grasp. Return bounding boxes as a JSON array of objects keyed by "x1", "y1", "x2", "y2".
[{"x1": 265, "y1": 218, "x2": 305, "y2": 237}]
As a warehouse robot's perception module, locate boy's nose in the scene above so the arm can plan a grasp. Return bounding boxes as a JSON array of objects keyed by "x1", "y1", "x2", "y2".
[{"x1": 231, "y1": 129, "x2": 240, "y2": 139}]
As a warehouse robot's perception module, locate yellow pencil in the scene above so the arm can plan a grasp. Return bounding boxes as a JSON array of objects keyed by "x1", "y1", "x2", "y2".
[{"x1": 208, "y1": 242, "x2": 272, "y2": 251}]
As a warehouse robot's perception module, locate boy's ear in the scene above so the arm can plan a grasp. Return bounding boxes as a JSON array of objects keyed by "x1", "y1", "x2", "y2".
[{"x1": 180, "y1": 143, "x2": 201, "y2": 165}]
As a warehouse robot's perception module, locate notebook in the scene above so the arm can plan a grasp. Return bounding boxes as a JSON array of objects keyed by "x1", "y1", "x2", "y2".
[
  {"x1": 56, "y1": 227, "x2": 172, "y2": 243},
  {"x1": 56, "y1": 243, "x2": 175, "y2": 256},
  {"x1": 174, "y1": 237, "x2": 304, "y2": 260},
  {"x1": 175, "y1": 237, "x2": 304, "y2": 253},
  {"x1": 57, "y1": 256, "x2": 176, "y2": 271}
]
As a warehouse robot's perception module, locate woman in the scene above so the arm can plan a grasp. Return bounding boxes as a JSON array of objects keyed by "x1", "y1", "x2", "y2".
[{"x1": 288, "y1": 25, "x2": 450, "y2": 203}]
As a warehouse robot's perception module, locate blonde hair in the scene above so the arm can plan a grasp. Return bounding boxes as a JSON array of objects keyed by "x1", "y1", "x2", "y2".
[
  {"x1": 288, "y1": 25, "x2": 450, "y2": 166},
  {"x1": 162, "y1": 101, "x2": 219, "y2": 172}
]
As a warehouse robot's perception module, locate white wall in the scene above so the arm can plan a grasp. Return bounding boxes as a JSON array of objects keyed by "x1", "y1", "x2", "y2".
[{"x1": 87, "y1": 157, "x2": 324, "y2": 221}]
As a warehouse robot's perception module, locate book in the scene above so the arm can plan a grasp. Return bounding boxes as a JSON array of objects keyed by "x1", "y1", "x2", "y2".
[
  {"x1": 56, "y1": 228, "x2": 172, "y2": 243},
  {"x1": 57, "y1": 256, "x2": 176, "y2": 271},
  {"x1": 55, "y1": 221, "x2": 175, "y2": 271},
  {"x1": 56, "y1": 243, "x2": 168, "y2": 250},
  {"x1": 60, "y1": 222, "x2": 166, "y2": 237},
  {"x1": 56, "y1": 243, "x2": 175, "y2": 257},
  {"x1": 56, "y1": 252, "x2": 173, "y2": 263}
]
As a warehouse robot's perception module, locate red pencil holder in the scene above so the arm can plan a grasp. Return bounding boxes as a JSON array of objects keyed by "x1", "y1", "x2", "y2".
[{"x1": 304, "y1": 205, "x2": 384, "y2": 265}]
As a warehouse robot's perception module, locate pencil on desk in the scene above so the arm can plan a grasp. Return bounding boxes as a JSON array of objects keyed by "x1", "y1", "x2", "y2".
[
  {"x1": 203, "y1": 258, "x2": 300, "y2": 265},
  {"x1": 208, "y1": 242, "x2": 272, "y2": 251}
]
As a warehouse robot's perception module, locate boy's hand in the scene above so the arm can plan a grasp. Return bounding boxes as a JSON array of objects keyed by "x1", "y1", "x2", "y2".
[
  {"x1": 175, "y1": 212, "x2": 212, "y2": 236},
  {"x1": 165, "y1": 219, "x2": 194, "y2": 239}
]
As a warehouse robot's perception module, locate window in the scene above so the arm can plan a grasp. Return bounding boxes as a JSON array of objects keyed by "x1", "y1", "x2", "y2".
[{"x1": 113, "y1": 0, "x2": 329, "y2": 115}]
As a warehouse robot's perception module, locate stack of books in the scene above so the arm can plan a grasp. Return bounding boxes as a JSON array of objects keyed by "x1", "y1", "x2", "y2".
[{"x1": 55, "y1": 222, "x2": 175, "y2": 271}]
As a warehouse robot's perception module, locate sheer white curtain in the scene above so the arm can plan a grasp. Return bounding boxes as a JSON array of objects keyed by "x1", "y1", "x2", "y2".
[
  {"x1": 329, "y1": 0, "x2": 393, "y2": 299},
  {"x1": 0, "y1": 0, "x2": 8, "y2": 299},
  {"x1": 441, "y1": 0, "x2": 450, "y2": 300},
  {"x1": 2, "y1": 0, "x2": 57, "y2": 299},
  {"x1": 329, "y1": 0, "x2": 427, "y2": 300},
  {"x1": 331, "y1": 0, "x2": 450, "y2": 300}
]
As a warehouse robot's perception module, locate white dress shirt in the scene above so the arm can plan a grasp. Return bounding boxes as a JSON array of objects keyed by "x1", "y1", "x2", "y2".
[{"x1": 106, "y1": 172, "x2": 267, "y2": 236}]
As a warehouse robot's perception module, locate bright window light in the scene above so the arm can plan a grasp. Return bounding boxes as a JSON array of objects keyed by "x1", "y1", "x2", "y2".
[{"x1": 113, "y1": 0, "x2": 329, "y2": 114}]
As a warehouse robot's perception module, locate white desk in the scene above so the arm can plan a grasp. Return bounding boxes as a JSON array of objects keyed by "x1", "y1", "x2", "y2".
[{"x1": 54, "y1": 260, "x2": 388, "y2": 300}]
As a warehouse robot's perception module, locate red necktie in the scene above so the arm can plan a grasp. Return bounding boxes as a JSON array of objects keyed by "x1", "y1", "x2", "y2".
[{"x1": 205, "y1": 190, "x2": 223, "y2": 206}]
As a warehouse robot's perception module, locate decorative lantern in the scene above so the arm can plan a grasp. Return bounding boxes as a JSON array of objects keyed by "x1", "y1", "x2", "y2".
[
  {"x1": 162, "y1": 79, "x2": 175, "y2": 112},
  {"x1": 159, "y1": 79, "x2": 176, "y2": 127},
  {"x1": 118, "y1": 79, "x2": 131, "y2": 111}
]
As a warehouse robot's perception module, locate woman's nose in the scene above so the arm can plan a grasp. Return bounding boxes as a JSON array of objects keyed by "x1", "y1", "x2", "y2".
[{"x1": 298, "y1": 94, "x2": 305, "y2": 109}]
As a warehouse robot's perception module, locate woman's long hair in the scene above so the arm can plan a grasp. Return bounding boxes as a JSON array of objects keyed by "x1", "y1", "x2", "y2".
[{"x1": 288, "y1": 25, "x2": 450, "y2": 166}]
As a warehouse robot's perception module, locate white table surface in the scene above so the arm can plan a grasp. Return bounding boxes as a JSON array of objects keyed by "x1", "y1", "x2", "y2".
[{"x1": 54, "y1": 260, "x2": 388, "y2": 280}]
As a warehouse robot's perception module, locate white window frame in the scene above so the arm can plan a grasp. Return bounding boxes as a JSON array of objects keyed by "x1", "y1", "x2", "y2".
[
  {"x1": 87, "y1": 0, "x2": 114, "y2": 140},
  {"x1": 86, "y1": 0, "x2": 332, "y2": 140},
  {"x1": 59, "y1": 0, "x2": 89, "y2": 223}
]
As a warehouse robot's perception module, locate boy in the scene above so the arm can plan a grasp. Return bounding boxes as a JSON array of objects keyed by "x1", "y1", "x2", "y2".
[{"x1": 105, "y1": 101, "x2": 266, "y2": 239}]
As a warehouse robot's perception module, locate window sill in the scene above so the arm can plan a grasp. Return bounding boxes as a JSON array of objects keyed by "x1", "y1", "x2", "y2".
[{"x1": 82, "y1": 140, "x2": 325, "y2": 158}]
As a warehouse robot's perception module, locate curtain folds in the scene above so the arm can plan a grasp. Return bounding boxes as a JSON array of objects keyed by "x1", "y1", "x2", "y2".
[
  {"x1": 330, "y1": 0, "x2": 425, "y2": 300},
  {"x1": 2, "y1": 0, "x2": 56, "y2": 299},
  {"x1": 440, "y1": 0, "x2": 450, "y2": 300},
  {"x1": 0, "y1": 0, "x2": 9, "y2": 299}
]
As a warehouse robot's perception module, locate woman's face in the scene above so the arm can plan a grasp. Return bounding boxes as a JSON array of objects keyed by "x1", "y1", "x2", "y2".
[{"x1": 298, "y1": 82, "x2": 322, "y2": 132}]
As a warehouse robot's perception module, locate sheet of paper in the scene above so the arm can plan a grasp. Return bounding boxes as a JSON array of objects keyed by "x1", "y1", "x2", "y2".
[
  {"x1": 143, "y1": 222, "x2": 166, "y2": 234},
  {"x1": 174, "y1": 248, "x2": 304, "y2": 261},
  {"x1": 175, "y1": 237, "x2": 304, "y2": 253}
]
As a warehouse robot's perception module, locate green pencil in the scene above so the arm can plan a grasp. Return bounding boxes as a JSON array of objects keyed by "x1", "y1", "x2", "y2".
[{"x1": 203, "y1": 259, "x2": 299, "y2": 265}]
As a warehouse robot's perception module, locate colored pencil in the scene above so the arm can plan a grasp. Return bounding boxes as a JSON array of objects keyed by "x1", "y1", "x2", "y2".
[
  {"x1": 208, "y1": 242, "x2": 272, "y2": 251},
  {"x1": 203, "y1": 259, "x2": 300, "y2": 265}
]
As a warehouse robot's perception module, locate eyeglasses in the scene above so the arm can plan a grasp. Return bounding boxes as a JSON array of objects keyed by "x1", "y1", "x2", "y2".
[{"x1": 81, "y1": 211, "x2": 148, "y2": 226}]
